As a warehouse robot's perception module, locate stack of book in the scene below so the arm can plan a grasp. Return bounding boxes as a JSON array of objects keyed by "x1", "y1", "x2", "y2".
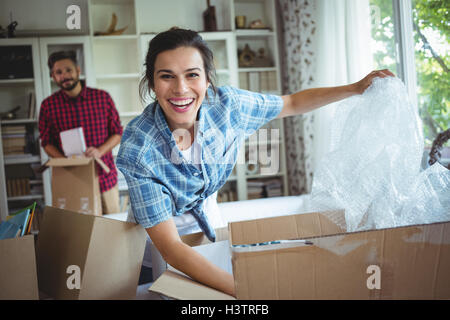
[
  {"x1": 265, "y1": 179, "x2": 283, "y2": 198},
  {"x1": 0, "y1": 203, "x2": 36, "y2": 240},
  {"x1": 247, "y1": 180, "x2": 266, "y2": 200},
  {"x1": 247, "y1": 178, "x2": 283, "y2": 200},
  {"x1": 2, "y1": 125, "x2": 27, "y2": 155}
]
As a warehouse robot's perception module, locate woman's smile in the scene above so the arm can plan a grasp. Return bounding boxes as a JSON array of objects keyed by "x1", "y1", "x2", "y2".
[
  {"x1": 152, "y1": 46, "x2": 210, "y2": 132},
  {"x1": 168, "y1": 97, "x2": 195, "y2": 112}
]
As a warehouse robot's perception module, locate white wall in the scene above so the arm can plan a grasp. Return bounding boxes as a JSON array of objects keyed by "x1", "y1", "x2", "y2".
[{"x1": 0, "y1": 0, "x2": 89, "y2": 33}]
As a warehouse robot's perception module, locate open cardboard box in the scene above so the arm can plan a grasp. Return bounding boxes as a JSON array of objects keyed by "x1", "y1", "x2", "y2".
[
  {"x1": 149, "y1": 210, "x2": 450, "y2": 300},
  {"x1": 36, "y1": 206, "x2": 147, "y2": 300},
  {"x1": 0, "y1": 235, "x2": 39, "y2": 300},
  {"x1": 45, "y1": 156, "x2": 110, "y2": 216}
]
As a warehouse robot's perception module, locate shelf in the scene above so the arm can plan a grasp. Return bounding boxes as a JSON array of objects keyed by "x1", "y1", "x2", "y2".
[
  {"x1": 7, "y1": 194, "x2": 44, "y2": 201},
  {"x1": 0, "y1": 78, "x2": 34, "y2": 85},
  {"x1": 1, "y1": 119, "x2": 37, "y2": 125},
  {"x1": 235, "y1": 29, "x2": 274, "y2": 37},
  {"x1": 4, "y1": 155, "x2": 41, "y2": 165}
]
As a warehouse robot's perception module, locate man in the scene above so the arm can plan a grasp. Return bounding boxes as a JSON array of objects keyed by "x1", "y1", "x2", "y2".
[{"x1": 39, "y1": 50, "x2": 123, "y2": 214}]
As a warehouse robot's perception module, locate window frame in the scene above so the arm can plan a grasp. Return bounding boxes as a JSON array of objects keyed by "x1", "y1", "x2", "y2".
[{"x1": 392, "y1": 0, "x2": 418, "y2": 110}]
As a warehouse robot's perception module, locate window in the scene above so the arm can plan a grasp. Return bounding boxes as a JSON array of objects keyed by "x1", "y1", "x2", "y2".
[
  {"x1": 412, "y1": 0, "x2": 449, "y2": 146},
  {"x1": 369, "y1": 0, "x2": 449, "y2": 149}
]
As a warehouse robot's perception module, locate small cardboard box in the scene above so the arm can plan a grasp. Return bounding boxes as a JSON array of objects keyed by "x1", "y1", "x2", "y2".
[
  {"x1": 150, "y1": 210, "x2": 450, "y2": 300},
  {"x1": 36, "y1": 206, "x2": 147, "y2": 300},
  {"x1": 46, "y1": 157, "x2": 110, "y2": 216},
  {"x1": 0, "y1": 235, "x2": 39, "y2": 300}
]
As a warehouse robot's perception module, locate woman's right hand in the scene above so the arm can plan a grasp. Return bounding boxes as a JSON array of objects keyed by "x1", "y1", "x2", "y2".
[{"x1": 146, "y1": 218, "x2": 236, "y2": 297}]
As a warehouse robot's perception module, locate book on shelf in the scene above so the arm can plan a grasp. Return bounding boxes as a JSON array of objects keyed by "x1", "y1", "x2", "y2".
[
  {"x1": 2, "y1": 125, "x2": 27, "y2": 135},
  {"x1": 6, "y1": 178, "x2": 30, "y2": 197},
  {"x1": 2, "y1": 125, "x2": 27, "y2": 155},
  {"x1": 247, "y1": 178, "x2": 283, "y2": 199},
  {"x1": 28, "y1": 91, "x2": 36, "y2": 120}
]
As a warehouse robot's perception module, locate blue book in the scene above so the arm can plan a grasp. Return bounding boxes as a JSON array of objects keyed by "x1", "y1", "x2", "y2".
[
  {"x1": 7, "y1": 208, "x2": 30, "y2": 237},
  {"x1": 0, "y1": 221, "x2": 21, "y2": 240}
]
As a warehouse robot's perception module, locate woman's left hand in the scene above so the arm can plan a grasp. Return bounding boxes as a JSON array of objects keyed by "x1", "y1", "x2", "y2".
[{"x1": 353, "y1": 69, "x2": 396, "y2": 94}]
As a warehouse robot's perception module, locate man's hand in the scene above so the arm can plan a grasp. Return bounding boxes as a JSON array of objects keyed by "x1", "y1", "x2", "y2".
[
  {"x1": 352, "y1": 69, "x2": 395, "y2": 94},
  {"x1": 85, "y1": 146, "x2": 103, "y2": 158}
]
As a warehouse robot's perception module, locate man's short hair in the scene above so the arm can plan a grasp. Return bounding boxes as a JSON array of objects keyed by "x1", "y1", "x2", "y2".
[{"x1": 47, "y1": 51, "x2": 78, "y2": 73}]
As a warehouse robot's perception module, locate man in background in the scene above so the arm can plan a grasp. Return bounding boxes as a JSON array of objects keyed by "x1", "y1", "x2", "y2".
[{"x1": 38, "y1": 51, "x2": 123, "y2": 214}]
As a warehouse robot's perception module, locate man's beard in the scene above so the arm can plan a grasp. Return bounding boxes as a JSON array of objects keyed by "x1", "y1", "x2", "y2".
[{"x1": 58, "y1": 78, "x2": 80, "y2": 91}]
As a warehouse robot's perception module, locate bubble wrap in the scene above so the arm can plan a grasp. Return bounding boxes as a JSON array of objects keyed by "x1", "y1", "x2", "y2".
[{"x1": 307, "y1": 77, "x2": 450, "y2": 231}]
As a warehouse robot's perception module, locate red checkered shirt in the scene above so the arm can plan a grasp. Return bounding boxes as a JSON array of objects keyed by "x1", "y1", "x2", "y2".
[{"x1": 39, "y1": 81, "x2": 123, "y2": 193}]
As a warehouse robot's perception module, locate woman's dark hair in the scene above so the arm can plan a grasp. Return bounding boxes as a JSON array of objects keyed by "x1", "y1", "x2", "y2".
[
  {"x1": 139, "y1": 27, "x2": 217, "y2": 103},
  {"x1": 47, "y1": 50, "x2": 78, "y2": 74}
]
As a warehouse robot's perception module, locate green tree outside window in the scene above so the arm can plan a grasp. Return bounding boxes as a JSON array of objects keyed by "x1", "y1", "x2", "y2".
[{"x1": 370, "y1": 0, "x2": 449, "y2": 147}]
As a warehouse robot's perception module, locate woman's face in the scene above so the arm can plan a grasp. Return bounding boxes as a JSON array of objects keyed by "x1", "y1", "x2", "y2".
[{"x1": 152, "y1": 46, "x2": 210, "y2": 133}]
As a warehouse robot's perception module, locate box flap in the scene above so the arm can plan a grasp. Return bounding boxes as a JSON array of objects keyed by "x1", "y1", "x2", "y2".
[
  {"x1": 149, "y1": 269, "x2": 235, "y2": 300},
  {"x1": 46, "y1": 156, "x2": 92, "y2": 167},
  {"x1": 36, "y1": 206, "x2": 97, "y2": 299},
  {"x1": 46, "y1": 156, "x2": 110, "y2": 174},
  {"x1": 0, "y1": 235, "x2": 39, "y2": 300},
  {"x1": 94, "y1": 157, "x2": 110, "y2": 174},
  {"x1": 79, "y1": 215, "x2": 146, "y2": 299},
  {"x1": 229, "y1": 210, "x2": 345, "y2": 246}
]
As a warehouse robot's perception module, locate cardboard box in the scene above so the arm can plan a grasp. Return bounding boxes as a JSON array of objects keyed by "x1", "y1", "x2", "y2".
[
  {"x1": 150, "y1": 210, "x2": 450, "y2": 300},
  {"x1": 0, "y1": 235, "x2": 39, "y2": 300},
  {"x1": 36, "y1": 206, "x2": 147, "y2": 300},
  {"x1": 150, "y1": 228, "x2": 235, "y2": 300},
  {"x1": 46, "y1": 157, "x2": 110, "y2": 216}
]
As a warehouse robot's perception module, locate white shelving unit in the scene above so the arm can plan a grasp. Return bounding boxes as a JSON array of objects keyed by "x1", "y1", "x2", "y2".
[
  {"x1": 0, "y1": 0, "x2": 288, "y2": 211},
  {"x1": 229, "y1": 0, "x2": 288, "y2": 201},
  {"x1": 0, "y1": 38, "x2": 46, "y2": 221}
]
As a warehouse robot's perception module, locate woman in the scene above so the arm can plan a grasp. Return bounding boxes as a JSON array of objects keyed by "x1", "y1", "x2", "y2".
[{"x1": 116, "y1": 28, "x2": 394, "y2": 297}]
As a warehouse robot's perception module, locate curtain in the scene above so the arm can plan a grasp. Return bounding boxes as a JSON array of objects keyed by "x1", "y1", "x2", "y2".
[
  {"x1": 277, "y1": 0, "x2": 373, "y2": 194},
  {"x1": 312, "y1": 0, "x2": 373, "y2": 171},
  {"x1": 277, "y1": 0, "x2": 317, "y2": 195}
]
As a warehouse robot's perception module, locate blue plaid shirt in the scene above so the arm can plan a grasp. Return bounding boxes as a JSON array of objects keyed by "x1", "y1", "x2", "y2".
[{"x1": 116, "y1": 86, "x2": 284, "y2": 242}]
